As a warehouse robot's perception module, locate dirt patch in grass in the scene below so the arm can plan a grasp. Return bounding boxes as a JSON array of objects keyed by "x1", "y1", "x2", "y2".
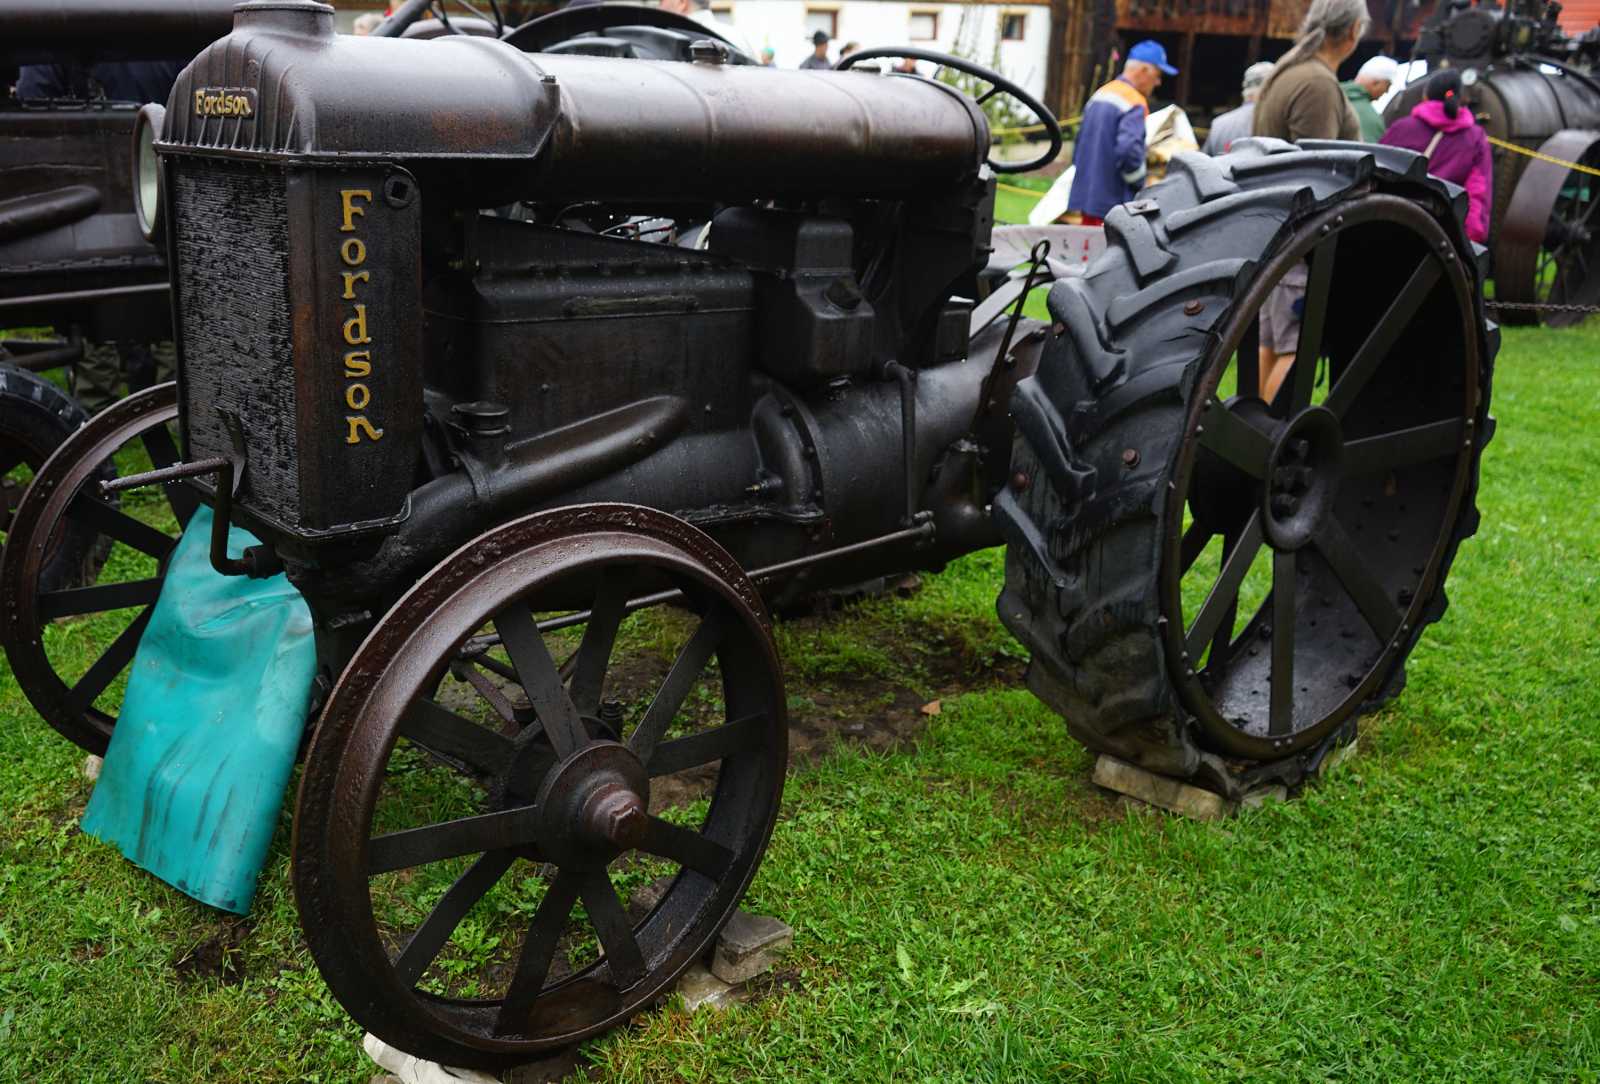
[{"x1": 172, "y1": 917, "x2": 255, "y2": 985}]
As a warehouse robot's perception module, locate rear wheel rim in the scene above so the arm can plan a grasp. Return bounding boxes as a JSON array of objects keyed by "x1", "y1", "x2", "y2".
[{"x1": 1160, "y1": 195, "x2": 1483, "y2": 760}]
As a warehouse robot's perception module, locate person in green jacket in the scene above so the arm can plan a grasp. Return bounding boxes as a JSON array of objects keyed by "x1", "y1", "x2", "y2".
[{"x1": 1341, "y1": 54, "x2": 1397, "y2": 141}]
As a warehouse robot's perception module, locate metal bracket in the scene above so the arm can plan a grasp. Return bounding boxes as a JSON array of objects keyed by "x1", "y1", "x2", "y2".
[{"x1": 100, "y1": 451, "x2": 281, "y2": 579}]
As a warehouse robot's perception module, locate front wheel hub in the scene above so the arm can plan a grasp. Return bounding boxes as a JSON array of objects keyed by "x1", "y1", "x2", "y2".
[{"x1": 533, "y1": 741, "x2": 650, "y2": 870}]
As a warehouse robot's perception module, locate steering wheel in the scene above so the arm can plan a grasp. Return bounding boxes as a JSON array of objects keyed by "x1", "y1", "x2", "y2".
[
  {"x1": 836, "y1": 47, "x2": 1062, "y2": 174},
  {"x1": 502, "y1": 3, "x2": 746, "y2": 57},
  {"x1": 374, "y1": 0, "x2": 505, "y2": 39}
]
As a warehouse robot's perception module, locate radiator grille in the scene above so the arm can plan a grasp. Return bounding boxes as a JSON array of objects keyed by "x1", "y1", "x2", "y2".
[{"x1": 172, "y1": 162, "x2": 300, "y2": 528}]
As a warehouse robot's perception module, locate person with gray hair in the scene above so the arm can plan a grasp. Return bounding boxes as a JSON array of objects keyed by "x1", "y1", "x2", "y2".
[
  {"x1": 1250, "y1": 0, "x2": 1365, "y2": 404},
  {"x1": 1203, "y1": 60, "x2": 1275, "y2": 155},
  {"x1": 1252, "y1": 0, "x2": 1365, "y2": 144}
]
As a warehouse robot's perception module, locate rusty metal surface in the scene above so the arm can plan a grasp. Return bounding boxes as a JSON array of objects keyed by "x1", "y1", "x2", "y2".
[{"x1": 292, "y1": 503, "x2": 786, "y2": 1068}]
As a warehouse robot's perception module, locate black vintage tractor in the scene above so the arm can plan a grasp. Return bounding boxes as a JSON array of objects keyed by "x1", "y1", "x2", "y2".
[
  {"x1": 1, "y1": 0, "x2": 1496, "y2": 1067},
  {"x1": 1386, "y1": 0, "x2": 1600, "y2": 324}
]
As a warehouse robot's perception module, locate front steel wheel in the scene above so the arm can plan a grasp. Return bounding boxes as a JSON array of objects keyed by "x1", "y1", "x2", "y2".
[{"x1": 293, "y1": 504, "x2": 786, "y2": 1068}]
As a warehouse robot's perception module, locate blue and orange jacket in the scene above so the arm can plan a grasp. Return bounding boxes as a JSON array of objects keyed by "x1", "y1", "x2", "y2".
[{"x1": 1067, "y1": 77, "x2": 1148, "y2": 218}]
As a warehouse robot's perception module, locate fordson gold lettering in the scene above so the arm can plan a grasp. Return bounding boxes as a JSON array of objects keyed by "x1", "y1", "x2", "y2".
[
  {"x1": 338, "y1": 188, "x2": 384, "y2": 444},
  {"x1": 193, "y1": 88, "x2": 255, "y2": 117}
]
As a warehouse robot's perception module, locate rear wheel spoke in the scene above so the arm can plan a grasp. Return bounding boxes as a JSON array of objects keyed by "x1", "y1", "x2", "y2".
[
  {"x1": 1286, "y1": 239, "x2": 1337, "y2": 410},
  {"x1": 1313, "y1": 519, "x2": 1402, "y2": 643},
  {"x1": 1236, "y1": 318, "x2": 1261, "y2": 400},
  {"x1": 1343, "y1": 418, "x2": 1464, "y2": 475},
  {"x1": 38, "y1": 577, "x2": 163, "y2": 619},
  {"x1": 1179, "y1": 521, "x2": 1213, "y2": 575},
  {"x1": 1198, "y1": 399, "x2": 1273, "y2": 478},
  {"x1": 139, "y1": 426, "x2": 198, "y2": 527},
  {"x1": 1324, "y1": 258, "x2": 1442, "y2": 418},
  {"x1": 1269, "y1": 550, "x2": 1296, "y2": 735},
  {"x1": 1184, "y1": 513, "x2": 1263, "y2": 660},
  {"x1": 69, "y1": 496, "x2": 175, "y2": 559},
  {"x1": 64, "y1": 607, "x2": 152, "y2": 714}
]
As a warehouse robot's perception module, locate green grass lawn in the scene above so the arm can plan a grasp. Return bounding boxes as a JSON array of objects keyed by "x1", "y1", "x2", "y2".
[{"x1": 2, "y1": 318, "x2": 1597, "y2": 1082}]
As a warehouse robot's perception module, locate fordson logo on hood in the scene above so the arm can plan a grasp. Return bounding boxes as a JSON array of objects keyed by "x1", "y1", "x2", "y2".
[{"x1": 193, "y1": 87, "x2": 256, "y2": 118}]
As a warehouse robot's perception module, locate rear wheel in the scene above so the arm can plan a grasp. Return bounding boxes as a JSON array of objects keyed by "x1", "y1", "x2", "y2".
[
  {"x1": 0, "y1": 366, "x2": 100, "y2": 593},
  {"x1": 0, "y1": 383, "x2": 194, "y2": 754},
  {"x1": 996, "y1": 139, "x2": 1497, "y2": 789}
]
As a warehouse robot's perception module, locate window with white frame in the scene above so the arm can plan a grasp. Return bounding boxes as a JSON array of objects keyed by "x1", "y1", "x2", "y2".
[{"x1": 805, "y1": 8, "x2": 838, "y2": 38}]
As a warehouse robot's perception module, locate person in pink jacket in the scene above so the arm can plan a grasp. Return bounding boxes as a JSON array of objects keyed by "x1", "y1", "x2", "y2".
[{"x1": 1380, "y1": 69, "x2": 1493, "y2": 242}]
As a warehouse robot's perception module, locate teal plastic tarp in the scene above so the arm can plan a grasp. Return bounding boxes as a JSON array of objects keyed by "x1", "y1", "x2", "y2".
[{"x1": 81, "y1": 506, "x2": 316, "y2": 914}]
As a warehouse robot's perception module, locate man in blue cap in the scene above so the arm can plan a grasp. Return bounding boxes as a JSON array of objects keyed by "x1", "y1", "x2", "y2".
[{"x1": 1067, "y1": 40, "x2": 1177, "y2": 221}]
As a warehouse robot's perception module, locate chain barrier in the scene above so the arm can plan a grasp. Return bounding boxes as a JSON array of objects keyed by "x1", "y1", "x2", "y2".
[{"x1": 1484, "y1": 299, "x2": 1600, "y2": 316}]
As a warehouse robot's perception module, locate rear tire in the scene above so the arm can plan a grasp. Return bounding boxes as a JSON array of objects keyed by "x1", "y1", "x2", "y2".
[
  {"x1": 0, "y1": 365, "x2": 102, "y2": 593},
  {"x1": 996, "y1": 139, "x2": 1497, "y2": 791}
]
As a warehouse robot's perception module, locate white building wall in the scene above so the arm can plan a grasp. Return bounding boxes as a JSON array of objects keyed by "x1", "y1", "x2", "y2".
[{"x1": 714, "y1": 1, "x2": 1051, "y2": 100}]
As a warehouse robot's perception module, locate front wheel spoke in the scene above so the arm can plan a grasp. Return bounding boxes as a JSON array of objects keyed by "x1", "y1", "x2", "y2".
[
  {"x1": 64, "y1": 606, "x2": 152, "y2": 714},
  {"x1": 495, "y1": 871, "x2": 580, "y2": 1034},
  {"x1": 496, "y1": 603, "x2": 587, "y2": 759},
  {"x1": 1324, "y1": 258, "x2": 1442, "y2": 418},
  {"x1": 1343, "y1": 418, "x2": 1464, "y2": 475},
  {"x1": 393, "y1": 850, "x2": 517, "y2": 987},
  {"x1": 38, "y1": 576, "x2": 163, "y2": 619},
  {"x1": 568, "y1": 569, "x2": 629, "y2": 717},
  {"x1": 1198, "y1": 400, "x2": 1273, "y2": 478},
  {"x1": 1313, "y1": 519, "x2": 1402, "y2": 643},
  {"x1": 69, "y1": 496, "x2": 175, "y2": 559},
  {"x1": 636, "y1": 815, "x2": 735, "y2": 880},
  {"x1": 1269, "y1": 549, "x2": 1297, "y2": 735},
  {"x1": 1184, "y1": 513, "x2": 1263, "y2": 661},
  {"x1": 647, "y1": 711, "x2": 767, "y2": 777},
  {"x1": 628, "y1": 612, "x2": 725, "y2": 765},
  {"x1": 577, "y1": 871, "x2": 647, "y2": 988},
  {"x1": 367, "y1": 805, "x2": 540, "y2": 874},
  {"x1": 398, "y1": 698, "x2": 516, "y2": 778}
]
